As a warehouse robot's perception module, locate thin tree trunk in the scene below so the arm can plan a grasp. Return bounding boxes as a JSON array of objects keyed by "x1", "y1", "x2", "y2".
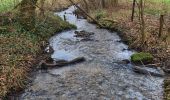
[
  {"x1": 139, "y1": 0, "x2": 146, "y2": 44},
  {"x1": 113, "y1": 0, "x2": 118, "y2": 7},
  {"x1": 131, "y1": 0, "x2": 136, "y2": 21},
  {"x1": 101, "y1": 0, "x2": 105, "y2": 8},
  {"x1": 159, "y1": 15, "x2": 164, "y2": 38},
  {"x1": 166, "y1": 28, "x2": 170, "y2": 47},
  {"x1": 19, "y1": 0, "x2": 38, "y2": 31}
]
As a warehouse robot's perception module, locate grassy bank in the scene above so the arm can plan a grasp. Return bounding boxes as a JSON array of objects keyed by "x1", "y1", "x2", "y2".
[
  {"x1": 0, "y1": 0, "x2": 21, "y2": 12},
  {"x1": 0, "y1": 0, "x2": 77, "y2": 98},
  {"x1": 0, "y1": 13, "x2": 76, "y2": 98}
]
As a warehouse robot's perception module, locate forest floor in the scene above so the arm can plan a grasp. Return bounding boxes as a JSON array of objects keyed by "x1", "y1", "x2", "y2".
[{"x1": 0, "y1": 0, "x2": 76, "y2": 98}]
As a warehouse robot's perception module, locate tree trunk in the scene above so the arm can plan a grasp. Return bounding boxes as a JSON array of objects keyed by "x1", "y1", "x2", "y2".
[
  {"x1": 139, "y1": 0, "x2": 146, "y2": 44},
  {"x1": 19, "y1": 0, "x2": 38, "y2": 31},
  {"x1": 131, "y1": 0, "x2": 136, "y2": 21},
  {"x1": 113, "y1": 0, "x2": 118, "y2": 7},
  {"x1": 159, "y1": 15, "x2": 164, "y2": 38},
  {"x1": 101, "y1": 0, "x2": 106, "y2": 8}
]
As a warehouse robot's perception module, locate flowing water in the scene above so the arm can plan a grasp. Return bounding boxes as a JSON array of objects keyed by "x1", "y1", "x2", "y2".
[{"x1": 18, "y1": 6, "x2": 163, "y2": 100}]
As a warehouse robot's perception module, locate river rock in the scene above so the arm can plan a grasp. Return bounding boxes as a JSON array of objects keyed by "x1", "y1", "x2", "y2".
[
  {"x1": 45, "y1": 45, "x2": 54, "y2": 54},
  {"x1": 81, "y1": 38, "x2": 94, "y2": 41},
  {"x1": 163, "y1": 69, "x2": 170, "y2": 73},
  {"x1": 74, "y1": 30, "x2": 94, "y2": 38},
  {"x1": 122, "y1": 59, "x2": 131, "y2": 64},
  {"x1": 162, "y1": 57, "x2": 170, "y2": 73}
]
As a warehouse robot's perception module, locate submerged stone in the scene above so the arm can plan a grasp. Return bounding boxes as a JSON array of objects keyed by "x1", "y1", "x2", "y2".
[{"x1": 74, "y1": 30, "x2": 95, "y2": 38}]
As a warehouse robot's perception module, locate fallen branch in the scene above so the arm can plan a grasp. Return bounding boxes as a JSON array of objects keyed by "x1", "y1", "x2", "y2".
[
  {"x1": 38, "y1": 57, "x2": 86, "y2": 70},
  {"x1": 132, "y1": 66, "x2": 164, "y2": 77},
  {"x1": 136, "y1": 63, "x2": 161, "y2": 69},
  {"x1": 67, "y1": 0, "x2": 103, "y2": 27}
]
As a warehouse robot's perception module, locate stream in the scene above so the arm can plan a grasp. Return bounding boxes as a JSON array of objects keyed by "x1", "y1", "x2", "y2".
[{"x1": 18, "y1": 6, "x2": 163, "y2": 100}]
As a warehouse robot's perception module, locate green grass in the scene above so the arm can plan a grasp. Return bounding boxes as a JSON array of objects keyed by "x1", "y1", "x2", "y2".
[{"x1": 0, "y1": 0, "x2": 21, "y2": 12}]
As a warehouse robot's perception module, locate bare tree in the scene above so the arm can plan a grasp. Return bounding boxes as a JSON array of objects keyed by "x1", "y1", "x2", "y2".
[
  {"x1": 131, "y1": 0, "x2": 136, "y2": 21},
  {"x1": 159, "y1": 15, "x2": 164, "y2": 38},
  {"x1": 101, "y1": 0, "x2": 106, "y2": 8},
  {"x1": 138, "y1": 0, "x2": 146, "y2": 44}
]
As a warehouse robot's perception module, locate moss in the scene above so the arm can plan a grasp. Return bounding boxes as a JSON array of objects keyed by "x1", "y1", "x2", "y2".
[{"x1": 131, "y1": 52, "x2": 153, "y2": 64}]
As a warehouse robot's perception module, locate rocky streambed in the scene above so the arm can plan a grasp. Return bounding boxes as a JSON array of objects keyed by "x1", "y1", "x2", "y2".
[{"x1": 17, "y1": 6, "x2": 163, "y2": 100}]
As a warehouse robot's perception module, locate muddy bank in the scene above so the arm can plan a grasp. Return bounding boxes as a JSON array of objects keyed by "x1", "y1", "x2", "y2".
[{"x1": 16, "y1": 6, "x2": 164, "y2": 100}]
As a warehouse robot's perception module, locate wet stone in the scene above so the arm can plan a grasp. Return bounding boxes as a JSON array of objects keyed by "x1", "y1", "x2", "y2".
[{"x1": 74, "y1": 30, "x2": 95, "y2": 41}]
